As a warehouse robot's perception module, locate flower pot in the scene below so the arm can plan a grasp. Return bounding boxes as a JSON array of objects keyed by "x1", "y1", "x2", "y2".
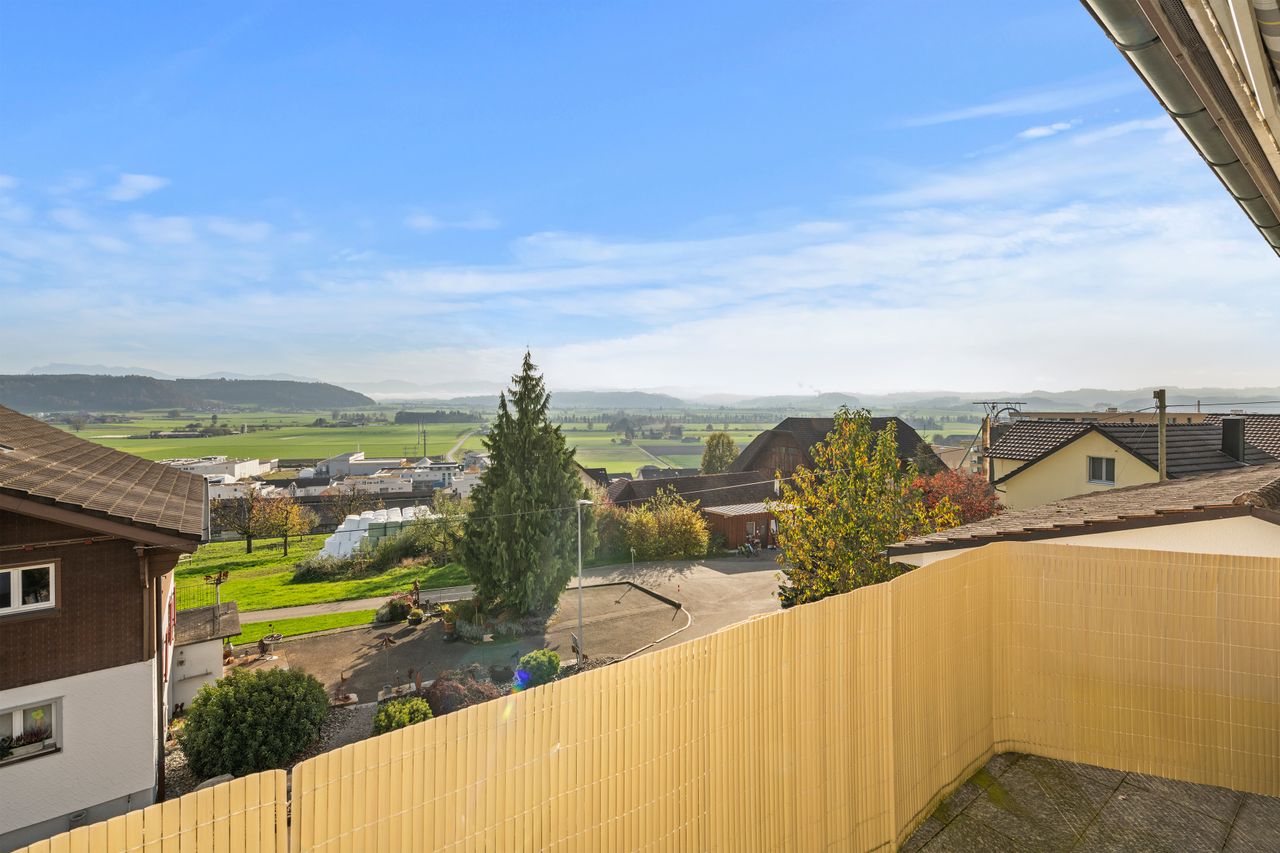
[
  {"x1": 10, "y1": 740, "x2": 50, "y2": 759},
  {"x1": 443, "y1": 619, "x2": 456, "y2": 635},
  {"x1": 408, "y1": 614, "x2": 423, "y2": 626}
]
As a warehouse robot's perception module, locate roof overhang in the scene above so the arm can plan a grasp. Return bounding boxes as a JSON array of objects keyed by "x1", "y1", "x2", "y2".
[
  {"x1": 888, "y1": 502, "x2": 1268, "y2": 557},
  {"x1": 0, "y1": 491, "x2": 203, "y2": 552},
  {"x1": 1083, "y1": 0, "x2": 1280, "y2": 254}
]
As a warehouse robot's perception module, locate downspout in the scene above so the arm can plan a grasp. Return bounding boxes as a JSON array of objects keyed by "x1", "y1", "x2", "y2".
[{"x1": 137, "y1": 545, "x2": 167, "y2": 804}]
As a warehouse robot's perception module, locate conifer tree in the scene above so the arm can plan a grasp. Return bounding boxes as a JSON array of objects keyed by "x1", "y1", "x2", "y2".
[{"x1": 461, "y1": 352, "x2": 591, "y2": 614}]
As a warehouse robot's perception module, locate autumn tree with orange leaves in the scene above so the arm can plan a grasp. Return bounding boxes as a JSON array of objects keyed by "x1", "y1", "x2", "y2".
[{"x1": 769, "y1": 408, "x2": 958, "y2": 607}]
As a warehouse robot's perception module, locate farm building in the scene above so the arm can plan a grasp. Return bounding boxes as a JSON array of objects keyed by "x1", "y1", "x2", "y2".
[
  {"x1": 729, "y1": 416, "x2": 939, "y2": 477},
  {"x1": 702, "y1": 502, "x2": 778, "y2": 549}
]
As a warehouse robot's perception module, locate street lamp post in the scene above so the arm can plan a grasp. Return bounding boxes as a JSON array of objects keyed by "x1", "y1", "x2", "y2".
[{"x1": 576, "y1": 498, "x2": 593, "y2": 663}]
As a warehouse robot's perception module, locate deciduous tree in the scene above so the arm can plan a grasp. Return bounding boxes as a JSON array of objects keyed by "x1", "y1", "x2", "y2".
[
  {"x1": 915, "y1": 469, "x2": 1000, "y2": 524},
  {"x1": 264, "y1": 495, "x2": 318, "y2": 557},
  {"x1": 624, "y1": 487, "x2": 709, "y2": 560},
  {"x1": 460, "y1": 352, "x2": 591, "y2": 615},
  {"x1": 770, "y1": 407, "x2": 959, "y2": 607},
  {"x1": 700, "y1": 431, "x2": 737, "y2": 474},
  {"x1": 326, "y1": 490, "x2": 384, "y2": 523},
  {"x1": 211, "y1": 491, "x2": 273, "y2": 553}
]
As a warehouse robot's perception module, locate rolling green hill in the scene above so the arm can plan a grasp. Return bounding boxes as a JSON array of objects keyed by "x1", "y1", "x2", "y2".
[{"x1": 0, "y1": 374, "x2": 374, "y2": 412}]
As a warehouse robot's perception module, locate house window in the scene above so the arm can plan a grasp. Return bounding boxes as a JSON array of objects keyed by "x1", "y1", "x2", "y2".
[
  {"x1": 0, "y1": 563, "x2": 55, "y2": 615},
  {"x1": 0, "y1": 699, "x2": 59, "y2": 764},
  {"x1": 1087, "y1": 456, "x2": 1116, "y2": 485}
]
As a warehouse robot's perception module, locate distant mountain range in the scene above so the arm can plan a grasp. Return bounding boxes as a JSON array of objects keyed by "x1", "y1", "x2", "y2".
[
  {"x1": 9, "y1": 367, "x2": 1279, "y2": 416},
  {"x1": 0, "y1": 375, "x2": 374, "y2": 412},
  {"x1": 25, "y1": 364, "x2": 322, "y2": 383}
]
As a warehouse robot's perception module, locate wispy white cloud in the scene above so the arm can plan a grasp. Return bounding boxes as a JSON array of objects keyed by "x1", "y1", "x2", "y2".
[
  {"x1": 1, "y1": 115, "x2": 1275, "y2": 392},
  {"x1": 1017, "y1": 120, "x2": 1080, "y2": 140},
  {"x1": 901, "y1": 78, "x2": 1138, "y2": 127},
  {"x1": 404, "y1": 211, "x2": 501, "y2": 232},
  {"x1": 129, "y1": 214, "x2": 194, "y2": 244},
  {"x1": 105, "y1": 173, "x2": 169, "y2": 202},
  {"x1": 206, "y1": 217, "x2": 272, "y2": 242}
]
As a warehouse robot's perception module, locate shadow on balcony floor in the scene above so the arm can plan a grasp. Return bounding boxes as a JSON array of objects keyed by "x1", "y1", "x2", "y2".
[{"x1": 901, "y1": 752, "x2": 1280, "y2": 852}]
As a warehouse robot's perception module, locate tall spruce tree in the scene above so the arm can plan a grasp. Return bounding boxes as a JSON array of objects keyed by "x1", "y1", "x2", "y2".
[{"x1": 461, "y1": 353, "x2": 591, "y2": 614}]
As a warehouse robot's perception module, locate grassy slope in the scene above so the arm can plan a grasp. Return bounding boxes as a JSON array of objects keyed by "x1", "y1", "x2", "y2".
[
  {"x1": 177, "y1": 536, "x2": 468, "y2": 613},
  {"x1": 232, "y1": 609, "x2": 377, "y2": 645}
]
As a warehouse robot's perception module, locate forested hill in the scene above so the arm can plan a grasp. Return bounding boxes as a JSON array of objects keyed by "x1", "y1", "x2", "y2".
[{"x1": 0, "y1": 375, "x2": 374, "y2": 412}]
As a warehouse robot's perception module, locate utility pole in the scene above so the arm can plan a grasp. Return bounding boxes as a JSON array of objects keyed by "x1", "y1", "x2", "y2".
[{"x1": 1153, "y1": 388, "x2": 1168, "y2": 480}]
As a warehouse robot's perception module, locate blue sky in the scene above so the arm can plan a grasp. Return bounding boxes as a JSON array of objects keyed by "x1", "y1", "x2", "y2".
[{"x1": 2, "y1": 1, "x2": 1277, "y2": 396}]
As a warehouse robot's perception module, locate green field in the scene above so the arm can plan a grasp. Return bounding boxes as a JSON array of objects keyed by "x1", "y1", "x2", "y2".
[
  {"x1": 232, "y1": 609, "x2": 377, "y2": 645},
  {"x1": 64, "y1": 409, "x2": 775, "y2": 477},
  {"x1": 69, "y1": 414, "x2": 475, "y2": 462},
  {"x1": 176, "y1": 535, "x2": 468, "y2": 613}
]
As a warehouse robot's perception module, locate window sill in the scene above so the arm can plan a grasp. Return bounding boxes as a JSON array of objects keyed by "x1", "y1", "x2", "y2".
[
  {"x1": 1087, "y1": 481, "x2": 1116, "y2": 486},
  {"x1": 0, "y1": 743, "x2": 59, "y2": 768}
]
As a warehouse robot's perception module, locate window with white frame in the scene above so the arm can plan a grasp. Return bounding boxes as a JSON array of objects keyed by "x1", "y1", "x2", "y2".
[
  {"x1": 0, "y1": 699, "x2": 59, "y2": 762},
  {"x1": 0, "y1": 563, "x2": 55, "y2": 615},
  {"x1": 1087, "y1": 456, "x2": 1116, "y2": 485}
]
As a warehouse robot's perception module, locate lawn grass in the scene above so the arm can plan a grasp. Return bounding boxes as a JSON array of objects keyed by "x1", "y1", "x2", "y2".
[
  {"x1": 232, "y1": 609, "x2": 377, "y2": 645},
  {"x1": 177, "y1": 536, "x2": 470, "y2": 613}
]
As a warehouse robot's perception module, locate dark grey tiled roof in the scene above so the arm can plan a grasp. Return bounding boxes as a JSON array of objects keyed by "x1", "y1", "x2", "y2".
[
  {"x1": 607, "y1": 471, "x2": 777, "y2": 508},
  {"x1": 0, "y1": 405, "x2": 205, "y2": 538},
  {"x1": 730, "y1": 416, "x2": 935, "y2": 473},
  {"x1": 989, "y1": 419, "x2": 1275, "y2": 481},
  {"x1": 891, "y1": 463, "x2": 1280, "y2": 553},
  {"x1": 1203, "y1": 413, "x2": 1280, "y2": 459}
]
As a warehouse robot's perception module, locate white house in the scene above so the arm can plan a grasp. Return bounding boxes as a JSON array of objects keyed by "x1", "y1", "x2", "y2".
[
  {"x1": 0, "y1": 406, "x2": 207, "y2": 849},
  {"x1": 889, "y1": 463, "x2": 1280, "y2": 567}
]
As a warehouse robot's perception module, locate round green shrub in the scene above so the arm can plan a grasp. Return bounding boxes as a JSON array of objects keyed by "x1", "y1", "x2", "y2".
[
  {"x1": 178, "y1": 668, "x2": 328, "y2": 778},
  {"x1": 516, "y1": 649, "x2": 560, "y2": 689},
  {"x1": 372, "y1": 696, "x2": 433, "y2": 735}
]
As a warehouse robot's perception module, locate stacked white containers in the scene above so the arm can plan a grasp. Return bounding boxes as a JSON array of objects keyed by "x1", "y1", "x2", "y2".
[{"x1": 318, "y1": 505, "x2": 434, "y2": 558}]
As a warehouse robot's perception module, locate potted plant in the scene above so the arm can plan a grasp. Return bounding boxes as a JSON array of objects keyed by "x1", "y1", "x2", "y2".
[
  {"x1": 441, "y1": 604, "x2": 456, "y2": 637},
  {"x1": 407, "y1": 608, "x2": 424, "y2": 626},
  {"x1": 10, "y1": 726, "x2": 52, "y2": 758}
]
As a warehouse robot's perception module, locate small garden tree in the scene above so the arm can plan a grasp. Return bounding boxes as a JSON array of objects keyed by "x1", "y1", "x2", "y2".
[
  {"x1": 372, "y1": 696, "x2": 432, "y2": 735},
  {"x1": 515, "y1": 649, "x2": 560, "y2": 689},
  {"x1": 770, "y1": 407, "x2": 959, "y2": 607},
  {"x1": 178, "y1": 668, "x2": 328, "y2": 777},
  {"x1": 700, "y1": 431, "x2": 737, "y2": 474}
]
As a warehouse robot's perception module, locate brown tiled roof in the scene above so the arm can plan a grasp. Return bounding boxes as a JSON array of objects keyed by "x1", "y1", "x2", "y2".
[
  {"x1": 607, "y1": 471, "x2": 777, "y2": 508},
  {"x1": 989, "y1": 420, "x2": 1274, "y2": 481},
  {"x1": 890, "y1": 463, "x2": 1280, "y2": 554},
  {"x1": 729, "y1": 416, "x2": 935, "y2": 473},
  {"x1": 175, "y1": 602, "x2": 241, "y2": 646},
  {"x1": 0, "y1": 405, "x2": 205, "y2": 538},
  {"x1": 1203, "y1": 413, "x2": 1280, "y2": 459}
]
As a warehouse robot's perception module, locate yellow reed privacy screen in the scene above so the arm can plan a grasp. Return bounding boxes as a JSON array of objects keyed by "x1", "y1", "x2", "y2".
[{"x1": 17, "y1": 543, "x2": 1280, "y2": 852}]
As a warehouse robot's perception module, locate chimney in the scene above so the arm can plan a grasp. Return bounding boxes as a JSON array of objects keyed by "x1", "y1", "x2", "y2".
[{"x1": 1221, "y1": 416, "x2": 1246, "y2": 463}]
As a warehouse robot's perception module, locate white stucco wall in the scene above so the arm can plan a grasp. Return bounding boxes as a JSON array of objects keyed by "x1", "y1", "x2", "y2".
[
  {"x1": 0, "y1": 659, "x2": 157, "y2": 840},
  {"x1": 893, "y1": 514, "x2": 1280, "y2": 567},
  {"x1": 172, "y1": 640, "x2": 224, "y2": 711}
]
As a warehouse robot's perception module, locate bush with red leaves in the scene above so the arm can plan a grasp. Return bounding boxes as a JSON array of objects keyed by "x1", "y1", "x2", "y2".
[{"x1": 423, "y1": 664, "x2": 506, "y2": 716}]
